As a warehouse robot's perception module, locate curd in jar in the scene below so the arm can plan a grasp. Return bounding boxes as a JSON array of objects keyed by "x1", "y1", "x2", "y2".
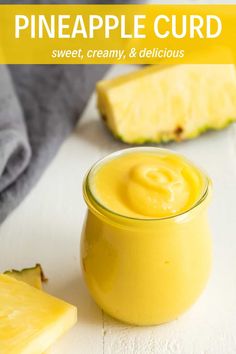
[{"x1": 81, "y1": 148, "x2": 212, "y2": 325}]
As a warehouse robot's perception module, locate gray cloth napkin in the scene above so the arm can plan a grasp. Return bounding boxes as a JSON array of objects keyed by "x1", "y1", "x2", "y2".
[
  {"x1": 0, "y1": 0, "x2": 143, "y2": 224},
  {"x1": 0, "y1": 66, "x2": 31, "y2": 193},
  {"x1": 0, "y1": 64, "x2": 109, "y2": 224}
]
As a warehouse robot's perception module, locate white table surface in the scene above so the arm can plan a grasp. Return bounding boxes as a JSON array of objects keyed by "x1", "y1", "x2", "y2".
[{"x1": 0, "y1": 64, "x2": 236, "y2": 354}]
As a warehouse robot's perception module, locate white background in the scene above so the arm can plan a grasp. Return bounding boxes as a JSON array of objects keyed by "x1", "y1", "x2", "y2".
[{"x1": 1, "y1": 3, "x2": 236, "y2": 353}]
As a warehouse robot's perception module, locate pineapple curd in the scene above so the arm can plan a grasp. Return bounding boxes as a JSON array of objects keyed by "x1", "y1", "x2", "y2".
[
  {"x1": 90, "y1": 150, "x2": 205, "y2": 218},
  {"x1": 81, "y1": 148, "x2": 212, "y2": 325}
]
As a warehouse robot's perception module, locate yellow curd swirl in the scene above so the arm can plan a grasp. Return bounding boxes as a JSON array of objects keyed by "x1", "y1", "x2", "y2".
[{"x1": 90, "y1": 150, "x2": 205, "y2": 219}]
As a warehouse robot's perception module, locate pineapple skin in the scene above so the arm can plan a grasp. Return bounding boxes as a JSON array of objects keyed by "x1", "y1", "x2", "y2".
[
  {"x1": 97, "y1": 64, "x2": 236, "y2": 144},
  {"x1": 0, "y1": 274, "x2": 77, "y2": 354},
  {"x1": 115, "y1": 119, "x2": 236, "y2": 145},
  {"x1": 4, "y1": 264, "x2": 47, "y2": 290}
]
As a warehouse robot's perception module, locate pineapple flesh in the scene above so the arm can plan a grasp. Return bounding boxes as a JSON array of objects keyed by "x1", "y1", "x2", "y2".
[
  {"x1": 0, "y1": 274, "x2": 77, "y2": 354},
  {"x1": 97, "y1": 64, "x2": 236, "y2": 144},
  {"x1": 4, "y1": 264, "x2": 47, "y2": 290}
]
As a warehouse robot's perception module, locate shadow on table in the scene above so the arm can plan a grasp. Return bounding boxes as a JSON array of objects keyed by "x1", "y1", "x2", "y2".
[
  {"x1": 75, "y1": 119, "x2": 126, "y2": 152},
  {"x1": 51, "y1": 273, "x2": 103, "y2": 327},
  {"x1": 74, "y1": 118, "x2": 187, "y2": 153},
  {"x1": 75, "y1": 115, "x2": 231, "y2": 156},
  {"x1": 50, "y1": 270, "x2": 141, "y2": 329}
]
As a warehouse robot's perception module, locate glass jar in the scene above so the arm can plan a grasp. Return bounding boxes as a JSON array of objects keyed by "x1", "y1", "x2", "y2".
[{"x1": 81, "y1": 148, "x2": 212, "y2": 326}]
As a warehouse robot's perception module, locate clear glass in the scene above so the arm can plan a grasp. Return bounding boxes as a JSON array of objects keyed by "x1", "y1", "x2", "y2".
[{"x1": 81, "y1": 147, "x2": 212, "y2": 326}]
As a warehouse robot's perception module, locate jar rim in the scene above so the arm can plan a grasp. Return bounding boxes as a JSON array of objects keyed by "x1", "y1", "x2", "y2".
[{"x1": 83, "y1": 147, "x2": 211, "y2": 223}]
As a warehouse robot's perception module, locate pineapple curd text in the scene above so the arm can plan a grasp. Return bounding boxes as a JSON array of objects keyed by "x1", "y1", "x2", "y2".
[{"x1": 91, "y1": 151, "x2": 205, "y2": 218}]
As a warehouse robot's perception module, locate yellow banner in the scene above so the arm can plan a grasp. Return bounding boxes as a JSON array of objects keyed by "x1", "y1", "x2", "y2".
[{"x1": 0, "y1": 5, "x2": 235, "y2": 64}]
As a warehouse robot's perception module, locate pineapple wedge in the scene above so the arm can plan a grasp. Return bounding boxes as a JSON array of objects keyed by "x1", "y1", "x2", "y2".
[
  {"x1": 0, "y1": 274, "x2": 77, "y2": 354},
  {"x1": 97, "y1": 64, "x2": 236, "y2": 144},
  {"x1": 4, "y1": 264, "x2": 47, "y2": 290}
]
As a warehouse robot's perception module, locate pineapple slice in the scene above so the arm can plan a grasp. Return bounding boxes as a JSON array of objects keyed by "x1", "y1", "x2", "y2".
[
  {"x1": 97, "y1": 64, "x2": 236, "y2": 144},
  {"x1": 4, "y1": 264, "x2": 47, "y2": 290},
  {"x1": 0, "y1": 274, "x2": 77, "y2": 354}
]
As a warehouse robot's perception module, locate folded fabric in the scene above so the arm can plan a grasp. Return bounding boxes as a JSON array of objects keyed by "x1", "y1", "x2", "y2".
[
  {"x1": 0, "y1": 66, "x2": 31, "y2": 193},
  {"x1": 0, "y1": 64, "x2": 109, "y2": 224}
]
